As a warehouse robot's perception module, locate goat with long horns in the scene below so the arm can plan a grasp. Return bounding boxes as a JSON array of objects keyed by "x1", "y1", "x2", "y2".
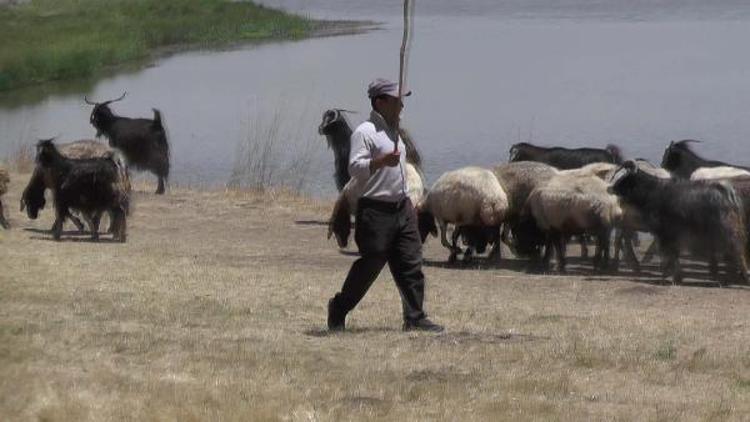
[{"x1": 85, "y1": 92, "x2": 170, "y2": 194}]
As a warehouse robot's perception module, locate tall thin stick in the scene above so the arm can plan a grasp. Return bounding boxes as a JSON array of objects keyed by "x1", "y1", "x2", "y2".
[{"x1": 396, "y1": 0, "x2": 414, "y2": 152}]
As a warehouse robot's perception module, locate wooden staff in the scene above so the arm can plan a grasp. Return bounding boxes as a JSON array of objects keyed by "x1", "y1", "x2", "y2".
[{"x1": 395, "y1": 0, "x2": 414, "y2": 152}]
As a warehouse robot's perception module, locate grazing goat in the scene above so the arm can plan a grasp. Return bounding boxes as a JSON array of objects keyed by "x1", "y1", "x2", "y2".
[
  {"x1": 418, "y1": 166, "x2": 509, "y2": 263},
  {"x1": 319, "y1": 108, "x2": 422, "y2": 192},
  {"x1": 661, "y1": 139, "x2": 750, "y2": 180},
  {"x1": 21, "y1": 140, "x2": 126, "y2": 232},
  {"x1": 525, "y1": 167, "x2": 622, "y2": 272},
  {"x1": 0, "y1": 166, "x2": 9, "y2": 229},
  {"x1": 86, "y1": 92, "x2": 169, "y2": 194},
  {"x1": 609, "y1": 161, "x2": 748, "y2": 285},
  {"x1": 35, "y1": 139, "x2": 129, "y2": 242},
  {"x1": 509, "y1": 142, "x2": 623, "y2": 169}
]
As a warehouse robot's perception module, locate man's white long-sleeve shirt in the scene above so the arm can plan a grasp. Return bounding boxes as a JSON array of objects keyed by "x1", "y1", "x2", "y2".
[{"x1": 348, "y1": 111, "x2": 408, "y2": 202}]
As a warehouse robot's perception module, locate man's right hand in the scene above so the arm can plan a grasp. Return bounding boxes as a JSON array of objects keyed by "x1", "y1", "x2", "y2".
[{"x1": 371, "y1": 151, "x2": 401, "y2": 171}]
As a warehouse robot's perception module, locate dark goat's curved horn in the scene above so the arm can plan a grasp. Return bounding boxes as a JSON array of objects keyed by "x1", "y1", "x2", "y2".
[
  {"x1": 676, "y1": 139, "x2": 702, "y2": 146},
  {"x1": 335, "y1": 109, "x2": 357, "y2": 114},
  {"x1": 84, "y1": 95, "x2": 97, "y2": 105},
  {"x1": 103, "y1": 91, "x2": 127, "y2": 105}
]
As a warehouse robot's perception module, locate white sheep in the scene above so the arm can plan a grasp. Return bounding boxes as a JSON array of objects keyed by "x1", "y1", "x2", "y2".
[
  {"x1": 634, "y1": 158, "x2": 672, "y2": 179},
  {"x1": 690, "y1": 166, "x2": 750, "y2": 181},
  {"x1": 492, "y1": 161, "x2": 558, "y2": 260},
  {"x1": 492, "y1": 161, "x2": 619, "y2": 261},
  {"x1": 328, "y1": 162, "x2": 425, "y2": 248},
  {"x1": 418, "y1": 166, "x2": 509, "y2": 263},
  {"x1": 559, "y1": 162, "x2": 618, "y2": 179},
  {"x1": 526, "y1": 171, "x2": 622, "y2": 272},
  {"x1": 493, "y1": 161, "x2": 559, "y2": 218}
]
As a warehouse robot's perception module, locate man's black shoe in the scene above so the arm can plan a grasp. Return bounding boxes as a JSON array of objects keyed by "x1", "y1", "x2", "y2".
[
  {"x1": 327, "y1": 298, "x2": 346, "y2": 332},
  {"x1": 403, "y1": 317, "x2": 444, "y2": 333}
]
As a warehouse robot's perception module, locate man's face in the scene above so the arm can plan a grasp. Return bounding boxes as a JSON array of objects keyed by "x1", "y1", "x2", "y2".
[{"x1": 375, "y1": 95, "x2": 404, "y2": 126}]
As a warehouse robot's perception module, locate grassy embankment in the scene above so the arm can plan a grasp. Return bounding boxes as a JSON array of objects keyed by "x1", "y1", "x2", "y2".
[
  {"x1": 2, "y1": 166, "x2": 750, "y2": 419},
  {"x1": 0, "y1": 0, "x2": 359, "y2": 91}
]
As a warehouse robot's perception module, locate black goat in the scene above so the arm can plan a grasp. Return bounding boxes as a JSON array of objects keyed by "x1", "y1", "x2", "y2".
[
  {"x1": 509, "y1": 142, "x2": 623, "y2": 169},
  {"x1": 319, "y1": 108, "x2": 422, "y2": 192},
  {"x1": 319, "y1": 109, "x2": 354, "y2": 191},
  {"x1": 661, "y1": 139, "x2": 750, "y2": 179},
  {"x1": 35, "y1": 139, "x2": 129, "y2": 242},
  {"x1": 609, "y1": 161, "x2": 748, "y2": 285},
  {"x1": 86, "y1": 92, "x2": 170, "y2": 194},
  {"x1": 21, "y1": 139, "x2": 124, "y2": 233}
]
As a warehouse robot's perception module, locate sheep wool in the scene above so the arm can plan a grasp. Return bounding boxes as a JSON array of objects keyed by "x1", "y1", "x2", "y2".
[
  {"x1": 690, "y1": 166, "x2": 750, "y2": 181},
  {"x1": 422, "y1": 166, "x2": 508, "y2": 227},
  {"x1": 527, "y1": 173, "x2": 622, "y2": 232},
  {"x1": 492, "y1": 161, "x2": 558, "y2": 218}
]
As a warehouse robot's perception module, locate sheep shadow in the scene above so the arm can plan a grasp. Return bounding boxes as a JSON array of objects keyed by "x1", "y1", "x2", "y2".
[
  {"x1": 422, "y1": 250, "x2": 745, "y2": 288},
  {"x1": 28, "y1": 235, "x2": 123, "y2": 243},
  {"x1": 423, "y1": 256, "x2": 529, "y2": 272},
  {"x1": 24, "y1": 228, "x2": 121, "y2": 243},
  {"x1": 294, "y1": 220, "x2": 330, "y2": 226},
  {"x1": 595, "y1": 259, "x2": 749, "y2": 288},
  {"x1": 337, "y1": 250, "x2": 360, "y2": 257},
  {"x1": 24, "y1": 227, "x2": 82, "y2": 235},
  {"x1": 415, "y1": 330, "x2": 548, "y2": 345}
]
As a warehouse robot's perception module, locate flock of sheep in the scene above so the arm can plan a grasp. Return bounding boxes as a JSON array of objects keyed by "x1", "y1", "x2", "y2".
[
  {"x1": 1, "y1": 99, "x2": 748, "y2": 289},
  {"x1": 320, "y1": 109, "x2": 750, "y2": 286},
  {"x1": 0, "y1": 93, "x2": 170, "y2": 241}
]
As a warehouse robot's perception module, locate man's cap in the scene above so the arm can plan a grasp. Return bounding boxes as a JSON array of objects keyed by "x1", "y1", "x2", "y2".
[{"x1": 367, "y1": 78, "x2": 412, "y2": 98}]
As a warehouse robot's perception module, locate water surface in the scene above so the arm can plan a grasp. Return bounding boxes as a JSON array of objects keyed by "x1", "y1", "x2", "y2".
[{"x1": 2, "y1": 1, "x2": 749, "y2": 196}]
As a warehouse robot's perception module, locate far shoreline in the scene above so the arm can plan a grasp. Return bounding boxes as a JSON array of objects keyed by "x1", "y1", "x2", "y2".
[{"x1": 0, "y1": 1, "x2": 379, "y2": 93}]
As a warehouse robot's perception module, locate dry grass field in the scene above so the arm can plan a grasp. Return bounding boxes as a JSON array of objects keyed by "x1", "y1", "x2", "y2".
[{"x1": 2, "y1": 170, "x2": 750, "y2": 421}]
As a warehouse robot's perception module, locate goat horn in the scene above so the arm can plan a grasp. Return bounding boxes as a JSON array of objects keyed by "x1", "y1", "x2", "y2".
[
  {"x1": 84, "y1": 95, "x2": 97, "y2": 105},
  {"x1": 335, "y1": 109, "x2": 357, "y2": 114},
  {"x1": 103, "y1": 91, "x2": 128, "y2": 105}
]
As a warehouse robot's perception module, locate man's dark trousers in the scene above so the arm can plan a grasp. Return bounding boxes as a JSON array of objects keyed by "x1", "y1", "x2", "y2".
[{"x1": 331, "y1": 197, "x2": 426, "y2": 322}]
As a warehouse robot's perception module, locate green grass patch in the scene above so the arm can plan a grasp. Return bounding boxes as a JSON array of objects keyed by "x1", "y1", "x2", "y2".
[
  {"x1": 0, "y1": 0, "x2": 325, "y2": 91},
  {"x1": 736, "y1": 377, "x2": 750, "y2": 390},
  {"x1": 654, "y1": 338, "x2": 677, "y2": 361}
]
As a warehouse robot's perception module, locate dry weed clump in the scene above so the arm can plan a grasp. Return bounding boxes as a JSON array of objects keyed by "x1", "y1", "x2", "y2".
[
  {"x1": 5, "y1": 141, "x2": 34, "y2": 173},
  {"x1": 227, "y1": 105, "x2": 321, "y2": 194}
]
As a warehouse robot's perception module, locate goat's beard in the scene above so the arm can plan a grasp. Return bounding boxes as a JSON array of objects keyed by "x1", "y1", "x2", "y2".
[{"x1": 95, "y1": 130, "x2": 102, "y2": 137}]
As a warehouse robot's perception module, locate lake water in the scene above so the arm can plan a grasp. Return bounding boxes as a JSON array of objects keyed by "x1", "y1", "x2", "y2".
[{"x1": 2, "y1": 1, "x2": 750, "y2": 197}]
